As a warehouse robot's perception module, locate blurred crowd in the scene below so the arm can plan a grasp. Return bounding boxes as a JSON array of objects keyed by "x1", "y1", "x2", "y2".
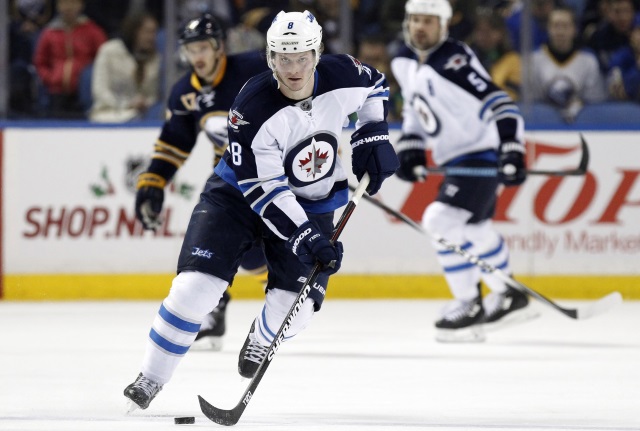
[{"x1": 7, "y1": 0, "x2": 640, "y2": 123}]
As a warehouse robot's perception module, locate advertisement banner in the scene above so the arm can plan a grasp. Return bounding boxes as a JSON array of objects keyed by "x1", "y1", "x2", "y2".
[{"x1": 2, "y1": 128, "x2": 639, "y2": 282}]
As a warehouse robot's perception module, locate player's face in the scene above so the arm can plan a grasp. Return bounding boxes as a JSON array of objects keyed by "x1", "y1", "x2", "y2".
[
  {"x1": 408, "y1": 14, "x2": 442, "y2": 51},
  {"x1": 273, "y1": 51, "x2": 316, "y2": 98},
  {"x1": 184, "y1": 40, "x2": 222, "y2": 80}
]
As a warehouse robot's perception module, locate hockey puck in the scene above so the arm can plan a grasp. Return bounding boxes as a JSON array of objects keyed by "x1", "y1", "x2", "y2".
[{"x1": 174, "y1": 416, "x2": 195, "y2": 425}]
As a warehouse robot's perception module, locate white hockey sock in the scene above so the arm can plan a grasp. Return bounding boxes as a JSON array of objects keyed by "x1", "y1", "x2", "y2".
[
  {"x1": 252, "y1": 288, "x2": 315, "y2": 347},
  {"x1": 141, "y1": 271, "x2": 227, "y2": 385},
  {"x1": 465, "y1": 221, "x2": 512, "y2": 294}
]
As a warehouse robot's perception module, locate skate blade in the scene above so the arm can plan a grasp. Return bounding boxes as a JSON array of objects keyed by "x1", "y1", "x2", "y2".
[
  {"x1": 125, "y1": 399, "x2": 139, "y2": 414},
  {"x1": 190, "y1": 336, "x2": 224, "y2": 352},
  {"x1": 436, "y1": 325, "x2": 486, "y2": 343},
  {"x1": 483, "y1": 308, "x2": 540, "y2": 332}
]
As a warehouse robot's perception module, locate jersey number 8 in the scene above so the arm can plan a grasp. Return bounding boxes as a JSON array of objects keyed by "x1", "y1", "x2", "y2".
[{"x1": 231, "y1": 142, "x2": 242, "y2": 165}]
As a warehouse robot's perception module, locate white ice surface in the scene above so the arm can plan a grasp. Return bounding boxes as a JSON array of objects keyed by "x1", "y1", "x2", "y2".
[{"x1": 1, "y1": 299, "x2": 639, "y2": 431}]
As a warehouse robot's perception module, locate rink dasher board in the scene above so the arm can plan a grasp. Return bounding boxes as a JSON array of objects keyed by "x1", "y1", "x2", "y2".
[{"x1": 1, "y1": 128, "x2": 639, "y2": 298}]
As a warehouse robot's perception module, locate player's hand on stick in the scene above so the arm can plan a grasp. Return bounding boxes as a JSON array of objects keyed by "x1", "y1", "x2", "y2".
[
  {"x1": 498, "y1": 142, "x2": 527, "y2": 186},
  {"x1": 395, "y1": 135, "x2": 427, "y2": 182},
  {"x1": 350, "y1": 123, "x2": 399, "y2": 195},
  {"x1": 135, "y1": 173, "x2": 165, "y2": 231},
  {"x1": 286, "y1": 221, "x2": 344, "y2": 275}
]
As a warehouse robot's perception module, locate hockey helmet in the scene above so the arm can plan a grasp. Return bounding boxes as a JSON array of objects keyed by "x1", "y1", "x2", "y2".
[
  {"x1": 403, "y1": 0, "x2": 452, "y2": 49},
  {"x1": 179, "y1": 13, "x2": 225, "y2": 47},
  {"x1": 266, "y1": 10, "x2": 323, "y2": 69}
]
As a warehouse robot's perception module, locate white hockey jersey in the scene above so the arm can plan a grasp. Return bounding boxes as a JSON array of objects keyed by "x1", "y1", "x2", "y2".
[
  {"x1": 391, "y1": 39, "x2": 524, "y2": 166},
  {"x1": 215, "y1": 54, "x2": 389, "y2": 239}
]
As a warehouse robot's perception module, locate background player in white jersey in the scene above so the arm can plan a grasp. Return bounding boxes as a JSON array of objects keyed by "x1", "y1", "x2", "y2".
[
  {"x1": 392, "y1": 0, "x2": 531, "y2": 342},
  {"x1": 134, "y1": 14, "x2": 270, "y2": 351},
  {"x1": 124, "y1": 10, "x2": 398, "y2": 411}
]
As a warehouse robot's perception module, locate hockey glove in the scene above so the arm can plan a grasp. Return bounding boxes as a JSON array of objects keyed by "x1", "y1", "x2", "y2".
[
  {"x1": 286, "y1": 221, "x2": 344, "y2": 275},
  {"x1": 498, "y1": 142, "x2": 527, "y2": 186},
  {"x1": 395, "y1": 134, "x2": 427, "y2": 182},
  {"x1": 351, "y1": 122, "x2": 399, "y2": 195},
  {"x1": 135, "y1": 173, "x2": 166, "y2": 230}
]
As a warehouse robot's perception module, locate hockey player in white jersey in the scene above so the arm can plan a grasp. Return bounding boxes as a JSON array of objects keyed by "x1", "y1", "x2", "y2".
[
  {"x1": 392, "y1": 0, "x2": 531, "y2": 342},
  {"x1": 124, "y1": 10, "x2": 398, "y2": 411}
]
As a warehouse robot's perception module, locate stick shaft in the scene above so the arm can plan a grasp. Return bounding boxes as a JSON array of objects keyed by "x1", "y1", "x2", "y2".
[{"x1": 199, "y1": 174, "x2": 371, "y2": 426}]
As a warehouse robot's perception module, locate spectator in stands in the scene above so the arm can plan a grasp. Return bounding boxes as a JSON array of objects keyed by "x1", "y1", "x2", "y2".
[
  {"x1": 89, "y1": 11, "x2": 161, "y2": 122},
  {"x1": 448, "y1": 0, "x2": 477, "y2": 41},
  {"x1": 469, "y1": 8, "x2": 522, "y2": 100},
  {"x1": 33, "y1": 0, "x2": 107, "y2": 118},
  {"x1": 531, "y1": 6, "x2": 607, "y2": 122},
  {"x1": 357, "y1": 35, "x2": 402, "y2": 120},
  {"x1": 581, "y1": 0, "x2": 639, "y2": 41},
  {"x1": 83, "y1": 0, "x2": 132, "y2": 38},
  {"x1": 586, "y1": 0, "x2": 637, "y2": 70},
  {"x1": 505, "y1": 0, "x2": 556, "y2": 51},
  {"x1": 8, "y1": 0, "x2": 54, "y2": 116},
  {"x1": 608, "y1": 13, "x2": 640, "y2": 101}
]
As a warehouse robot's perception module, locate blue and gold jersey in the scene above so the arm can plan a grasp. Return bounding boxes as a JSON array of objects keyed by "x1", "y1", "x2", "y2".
[{"x1": 146, "y1": 50, "x2": 269, "y2": 182}]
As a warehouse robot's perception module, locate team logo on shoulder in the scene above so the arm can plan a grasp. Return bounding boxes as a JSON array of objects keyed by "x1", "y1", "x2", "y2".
[
  {"x1": 228, "y1": 109, "x2": 249, "y2": 130},
  {"x1": 346, "y1": 54, "x2": 372, "y2": 79},
  {"x1": 285, "y1": 132, "x2": 338, "y2": 186},
  {"x1": 444, "y1": 53, "x2": 468, "y2": 71}
]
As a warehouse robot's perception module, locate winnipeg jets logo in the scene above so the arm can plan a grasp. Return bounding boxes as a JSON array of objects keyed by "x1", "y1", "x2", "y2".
[
  {"x1": 228, "y1": 109, "x2": 249, "y2": 131},
  {"x1": 411, "y1": 94, "x2": 440, "y2": 136},
  {"x1": 346, "y1": 54, "x2": 372, "y2": 79},
  {"x1": 298, "y1": 139, "x2": 329, "y2": 179},
  {"x1": 444, "y1": 53, "x2": 468, "y2": 71},
  {"x1": 286, "y1": 132, "x2": 338, "y2": 185}
]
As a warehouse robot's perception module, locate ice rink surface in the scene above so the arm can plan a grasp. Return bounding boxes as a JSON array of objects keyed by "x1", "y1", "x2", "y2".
[{"x1": 1, "y1": 298, "x2": 639, "y2": 431}]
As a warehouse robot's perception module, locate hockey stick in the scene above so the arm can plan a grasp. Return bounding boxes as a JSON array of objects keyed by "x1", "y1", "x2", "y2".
[
  {"x1": 422, "y1": 134, "x2": 589, "y2": 177},
  {"x1": 348, "y1": 186, "x2": 622, "y2": 320},
  {"x1": 199, "y1": 173, "x2": 371, "y2": 426}
]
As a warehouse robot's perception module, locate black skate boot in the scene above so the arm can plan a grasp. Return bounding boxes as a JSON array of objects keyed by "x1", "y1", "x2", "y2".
[
  {"x1": 435, "y1": 293, "x2": 485, "y2": 343},
  {"x1": 124, "y1": 373, "x2": 163, "y2": 412},
  {"x1": 482, "y1": 286, "x2": 539, "y2": 330},
  {"x1": 193, "y1": 291, "x2": 230, "y2": 351},
  {"x1": 238, "y1": 321, "x2": 268, "y2": 379}
]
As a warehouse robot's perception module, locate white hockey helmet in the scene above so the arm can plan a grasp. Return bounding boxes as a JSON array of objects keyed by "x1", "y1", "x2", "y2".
[
  {"x1": 266, "y1": 10, "x2": 323, "y2": 70},
  {"x1": 404, "y1": 0, "x2": 452, "y2": 47}
]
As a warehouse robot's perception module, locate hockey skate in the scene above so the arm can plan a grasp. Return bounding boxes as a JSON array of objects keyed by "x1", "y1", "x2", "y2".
[
  {"x1": 238, "y1": 321, "x2": 269, "y2": 379},
  {"x1": 435, "y1": 296, "x2": 485, "y2": 342},
  {"x1": 124, "y1": 373, "x2": 163, "y2": 412},
  {"x1": 482, "y1": 286, "x2": 540, "y2": 331},
  {"x1": 192, "y1": 291, "x2": 229, "y2": 351}
]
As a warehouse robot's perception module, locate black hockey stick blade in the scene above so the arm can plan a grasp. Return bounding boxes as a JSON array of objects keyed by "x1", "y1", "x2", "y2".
[
  {"x1": 424, "y1": 133, "x2": 590, "y2": 177},
  {"x1": 350, "y1": 188, "x2": 622, "y2": 320},
  {"x1": 198, "y1": 174, "x2": 371, "y2": 426}
]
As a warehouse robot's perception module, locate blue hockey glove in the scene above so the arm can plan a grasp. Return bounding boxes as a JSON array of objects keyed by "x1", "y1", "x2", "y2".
[
  {"x1": 286, "y1": 221, "x2": 344, "y2": 275},
  {"x1": 135, "y1": 173, "x2": 166, "y2": 230},
  {"x1": 498, "y1": 142, "x2": 527, "y2": 186},
  {"x1": 395, "y1": 135, "x2": 427, "y2": 182},
  {"x1": 351, "y1": 122, "x2": 399, "y2": 195}
]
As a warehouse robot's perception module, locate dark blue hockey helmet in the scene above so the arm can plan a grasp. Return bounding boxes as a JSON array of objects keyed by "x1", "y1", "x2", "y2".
[{"x1": 179, "y1": 13, "x2": 225, "y2": 45}]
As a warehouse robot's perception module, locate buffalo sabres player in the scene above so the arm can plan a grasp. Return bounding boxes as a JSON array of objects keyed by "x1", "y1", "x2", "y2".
[
  {"x1": 123, "y1": 10, "x2": 398, "y2": 411},
  {"x1": 392, "y1": 0, "x2": 532, "y2": 342},
  {"x1": 134, "y1": 14, "x2": 270, "y2": 351}
]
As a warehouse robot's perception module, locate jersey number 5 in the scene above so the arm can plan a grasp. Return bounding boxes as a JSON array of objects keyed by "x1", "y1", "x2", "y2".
[{"x1": 467, "y1": 72, "x2": 488, "y2": 92}]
